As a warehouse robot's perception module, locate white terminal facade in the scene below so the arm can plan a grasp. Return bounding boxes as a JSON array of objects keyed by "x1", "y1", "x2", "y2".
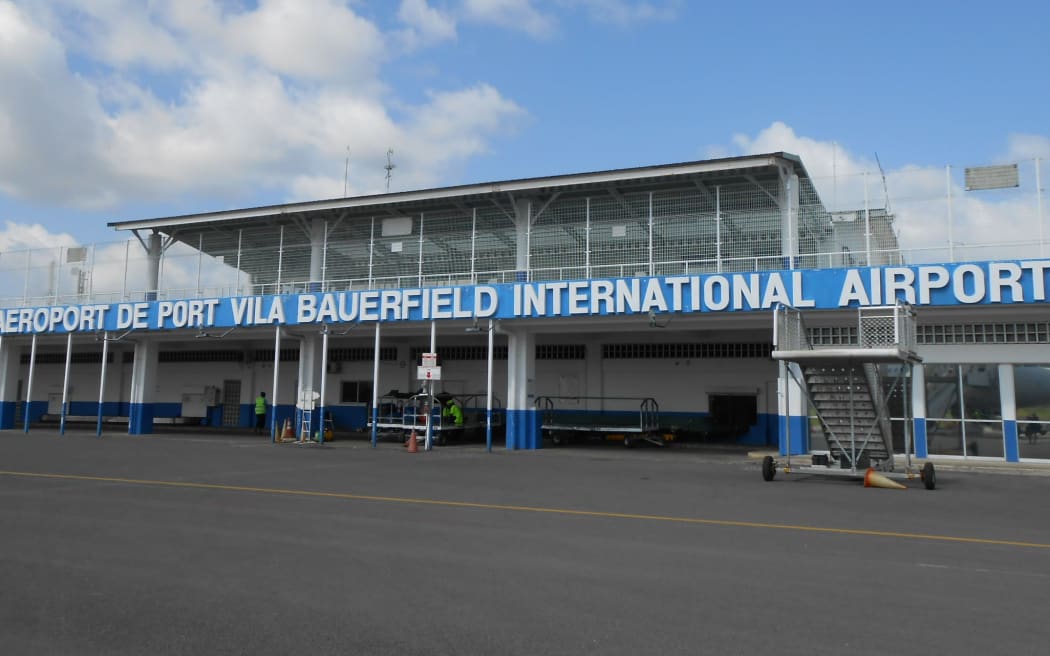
[{"x1": 1, "y1": 152, "x2": 1048, "y2": 462}]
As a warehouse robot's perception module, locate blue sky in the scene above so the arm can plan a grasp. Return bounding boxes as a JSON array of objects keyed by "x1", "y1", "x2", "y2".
[{"x1": 0, "y1": 0, "x2": 1047, "y2": 250}]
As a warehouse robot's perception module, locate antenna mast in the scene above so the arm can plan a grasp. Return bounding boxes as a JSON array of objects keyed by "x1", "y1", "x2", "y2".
[
  {"x1": 874, "y1": 152, "x2": 892, "y2": 214},
  {"x1": 384, "y1": 148, "x2": 396, "y2": 192},
  {"x1": 343, "y1": 146, "x2": 351, "y2": 197}
]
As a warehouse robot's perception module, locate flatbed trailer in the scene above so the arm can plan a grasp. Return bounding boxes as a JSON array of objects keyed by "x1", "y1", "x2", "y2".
[
  {"x1": 536, "y1": 396, "x2": 666, "y2": 447},
  {"x1": 369, "y1": 392, "x2": 502, "y2": 446}
]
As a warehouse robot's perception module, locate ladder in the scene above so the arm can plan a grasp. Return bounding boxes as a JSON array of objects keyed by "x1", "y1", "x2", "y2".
[{"x1": 773, "y1": 302, "x2": 919, "y2": 473}]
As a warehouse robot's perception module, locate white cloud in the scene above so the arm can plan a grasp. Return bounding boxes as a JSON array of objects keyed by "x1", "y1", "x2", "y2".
[
  {"x1": 0, "y1": 1, "x2": 117, "y2": 208},
  {"x1": 716, "y1": 122, "x2": 1048, "y2": 261},
  {"x1": 398, "y1": 0, "x2": 457, "y2": 49},
  {"x1": 0, "y1": 0, "x2": 525, "y2": 216},
  {"x1": 461, "y1": 0, "x2": 557, "y2": 38},
  {"x1": 226, "y1": 0, "x2": 385, "y2": 83},
  {"x1": 0, "y1": 220, "x2": 78, "y2": 252},
  {"x1": 561, "y1": 0, "x2": 680, "y2": 25},
  {"x1": 1003, "y1": 133, "x2": 1050, "y2": 162},
  {"x1": 64, "y1": 1, "x2": 189, "y2": 70}
]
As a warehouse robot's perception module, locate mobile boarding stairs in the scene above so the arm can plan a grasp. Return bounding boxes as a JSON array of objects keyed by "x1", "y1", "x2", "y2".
[{"x1": 763, "y1": 302, "x2": 936, "y2": 490}]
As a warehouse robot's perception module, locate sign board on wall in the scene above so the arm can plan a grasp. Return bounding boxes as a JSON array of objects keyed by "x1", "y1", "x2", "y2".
[
  {"x1": 4, "y1": 259, "x2": 1050, "y2": 335},
  {"x1": 417, "y1": 366, "x2": 441, "y2": 381}
]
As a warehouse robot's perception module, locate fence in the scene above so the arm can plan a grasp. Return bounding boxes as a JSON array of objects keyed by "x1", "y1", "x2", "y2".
[{"x1": 0, "y1": 160, "x2": 1043, "y2": 308}]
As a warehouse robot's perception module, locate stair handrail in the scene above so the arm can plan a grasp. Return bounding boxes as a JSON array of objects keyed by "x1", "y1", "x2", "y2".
[
  {"x1": 861, "y1": 362, "x2": 896, "y2": 465},
  {"x1": 772, "y1": 303, "x2": 814, "y2": 352}
]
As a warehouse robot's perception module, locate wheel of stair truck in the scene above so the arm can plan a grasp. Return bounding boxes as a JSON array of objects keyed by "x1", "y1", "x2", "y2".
[
  {"x1": 761, "y1": 455, "x2": 776, "y2": 482},
  {"x1": 622, "y1": 434, "x2": 634, "y2": 449},
  {"x1": 550, "y1": 431, "x2": 565, "y2": 446},
  {"x1": 921, "y1": 462, "x2": 936, "y2": 490}
]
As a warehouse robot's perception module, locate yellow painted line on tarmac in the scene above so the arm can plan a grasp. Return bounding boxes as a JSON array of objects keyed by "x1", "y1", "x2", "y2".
[{"x1": 3, "y1": 469, "x2": 1049, "y2": 550}]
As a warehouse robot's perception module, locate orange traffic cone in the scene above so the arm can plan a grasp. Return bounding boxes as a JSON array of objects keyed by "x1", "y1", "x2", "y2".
[
  {"x1": 280, "y1": 418, "x2": 294, "y2": 442},
  {"x1": 864, "y1": 468, "x2": 906, "y2": 490},
  {"x1": 406, "y1": 429, "x2": 419, "y2": 453}
]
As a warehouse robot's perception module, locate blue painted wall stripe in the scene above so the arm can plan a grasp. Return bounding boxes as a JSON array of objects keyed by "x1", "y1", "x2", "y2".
[
  {"x1": 0, "y1": 400, "x2": 15, "y2": 429},
  {"x1": 914, "y1": 419, "x2": 928, "y2": 458},
  {"x1": 128, "y1": 403, "x2": 154, "y2": 435},
  {"x1": 779, "y1": 414, "x2": 809, "y2": 456},
  {"x1": 1003, "y1": 419, "x2": 1019, "y2": 462}
]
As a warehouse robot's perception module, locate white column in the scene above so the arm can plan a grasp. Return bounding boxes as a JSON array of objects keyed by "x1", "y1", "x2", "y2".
[
  {"x1": 999, "y1": 364, "x2": 1019, "y2": 462},
  {"x1": 470, "y1": 208, "x2": 477, "y2": 281},
  {"x1": 425, "y1": 321, "x2": 436, "y2": 450},
  {"x1": 417, "y1": 212, "x2": 425, "y2": 286},
  {"x1": 584, "y1": 197, "x2": 591, "y2": 277},
  {"x1": 514, "y1": 198, "x2": 531, "y2": 279},
  {"x1": 0, "y1": 336, "x2": 21, "y2": 429},
  {"x1": 310, "y1": 217, "x2": 324, "y2": 291},
  {"x1": 715, "y1": 186, "x2": 722, "y2": 273},
  {"x1": 779, "y1": 168, "x2": 800, "y2": 269},
  {"x1": 318, "y1": 326, "x2": 330, "y2": 444},
  {"x1": 911, "y1": 364, "x2": 928, "y2": 458},
  {"x1": 486, "y1": 319, "x2": 494, "y2": 452},
  {"x1": 128, "y1": 337, "x2": 158, "y2": 434},
  {"x1": 96, "y1": 332, "x2": 109, "y2": 437},
  {"x1": 270, "y1": 325, "x2": 281, "y2": 442},
  {"x1": 59, "y1": 332, "x2": 73, "y2": 435},
  {"x1": 145, "y1": 232, "x2": 162, "y2": 300},
  {"x1": 371, "y1": 322, "x2": 381, "y2": 447},
  {"x1": 778, "y1": 361, "x2": 807, "y2": 455},
  {"x1": 506, "y1": 327, "x2": 536, "y2": 449},
  {"x1": 24, "y1": 334, "x2": 38, "y2": 432},
  {"x1": 297, "y1": 332, "x2": 322, "y2": 438},
  {"x1": 647, "y1": 191, "x2": 654, "y2": 275}
]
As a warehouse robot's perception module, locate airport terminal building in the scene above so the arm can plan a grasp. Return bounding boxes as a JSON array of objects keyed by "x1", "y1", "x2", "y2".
[{"x1": 1, "y1": 152, "x2": 1048, "y2": 464}]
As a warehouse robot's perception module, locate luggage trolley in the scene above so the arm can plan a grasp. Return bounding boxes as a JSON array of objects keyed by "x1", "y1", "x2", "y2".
[
  {"x1": 369, "y1": 391, "x2": 415, "y2": 440},
  {"x1": 536, "y1": 396, "x2": 665, "y2": 447},
  {"x1": 762, "y1": 302, "x2": 936, "y2": 490},
  {"x1": 369, "y1": 391, "x2": 505, "y2": 446},
  {"x1": 433, "y1": 392, "x2": 504, "y2": 445}
]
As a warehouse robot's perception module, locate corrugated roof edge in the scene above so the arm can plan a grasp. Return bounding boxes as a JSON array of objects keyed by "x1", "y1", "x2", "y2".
[{"x1": 108, "y1": 152, "x2": 806, "y2": 231}]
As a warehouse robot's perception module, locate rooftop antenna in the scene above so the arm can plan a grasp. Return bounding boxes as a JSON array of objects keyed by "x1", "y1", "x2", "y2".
[
  {"x1": 343, "y1": 146, "x2": 351, "y2": 197},
  {"x1": 874, "y1": 152, "x2": 892, "y2": 214},
  {"x1": 384, "y1": 148, "x2": 396, "y2": 192}
]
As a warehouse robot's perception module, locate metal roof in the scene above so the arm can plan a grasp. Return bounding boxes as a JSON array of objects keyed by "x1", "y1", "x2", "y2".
[
  {"x1": 105, "y1": 152, "x2": 811, "y2": 290},
  {"x1": 108, "y1": 152, "x2": 807, "y2": 233}
]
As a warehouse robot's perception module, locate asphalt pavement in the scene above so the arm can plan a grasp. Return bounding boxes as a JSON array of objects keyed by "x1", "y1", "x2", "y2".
[{"x1": 2, "y1": 428, "x2": 1049, "y2": 655}]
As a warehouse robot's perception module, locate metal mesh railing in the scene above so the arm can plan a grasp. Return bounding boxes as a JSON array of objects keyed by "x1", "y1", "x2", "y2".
[
  {"x1": 858, "y1": 303, "x2": 916, "y2": 352},
  {"x1": 773, "y1": 305, "x2": 812, "y2": 351},
  {"x1": 0, "y1": 160, "x2": 1044, "y2": 308}
]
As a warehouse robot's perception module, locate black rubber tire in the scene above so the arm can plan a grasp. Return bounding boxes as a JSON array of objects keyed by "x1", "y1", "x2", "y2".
[
  {"x1": 623, "y1": 435, "x2": 634, "y2": 449},
  {"x1": 922, "y1": 462, "x2": 936, "y2": 490},
  {"x1": 550, "y1": 432, "x2": 564, "y2": 447},
  {"x1": 761, "y1": 455, "x2": 776, "y2": 482}
]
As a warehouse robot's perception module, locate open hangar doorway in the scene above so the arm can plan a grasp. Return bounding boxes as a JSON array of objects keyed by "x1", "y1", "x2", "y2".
[{"x1": 528, "y1": 313, "x2": 778, "y2": 449}]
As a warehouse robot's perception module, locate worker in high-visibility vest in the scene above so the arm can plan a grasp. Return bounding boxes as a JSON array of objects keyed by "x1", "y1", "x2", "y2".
[
  {"x1": 443, "y1": 398, "x2": 464, "y2": 426},
  {"x1": 254, "y1": 392, "x2": 267, "y2": 434}
]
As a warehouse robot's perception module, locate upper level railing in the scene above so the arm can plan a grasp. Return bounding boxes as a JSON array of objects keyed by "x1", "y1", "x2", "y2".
[
  {"x1": 0, "y1": 159, "x2": 1044, "y2": 309},
  {"x1": 774, "y1": 302, "x2": 917, "y2": 355},
  {"x1": 1, "y1": 241, "x2": 1046, "y2": 310}
]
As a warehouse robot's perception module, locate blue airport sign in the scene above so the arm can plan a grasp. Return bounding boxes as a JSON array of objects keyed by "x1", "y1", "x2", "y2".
[{"x1": 2, "y1": 260, "x2": 1049, "y2": 335}]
